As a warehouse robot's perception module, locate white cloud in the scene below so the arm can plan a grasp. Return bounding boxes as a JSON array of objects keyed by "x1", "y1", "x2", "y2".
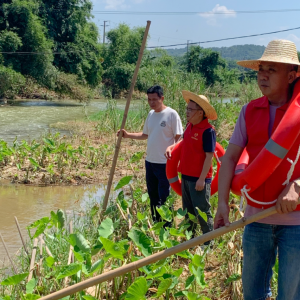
[
  {"x1": 199, "y1": 4, "x2": 236, "y2": 26},
  {"x1": 103, "y1": 0, "x2": 127, "y2": 9}
]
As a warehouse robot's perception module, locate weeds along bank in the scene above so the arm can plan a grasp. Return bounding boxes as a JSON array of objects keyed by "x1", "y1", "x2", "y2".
[
  {"x1": 0, "y1": 79, "x2": 266, "y2": 299},
  {"x1": 0, "y1": 176, "x2": 247, "y2": 300},
  {"x1": 0, "y1": 78, "x2": 261, "y2": 186}
]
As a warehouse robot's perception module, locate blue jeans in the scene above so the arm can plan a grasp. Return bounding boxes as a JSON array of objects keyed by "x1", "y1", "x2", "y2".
[
  {"x1": 145, "y1": 160, "x2": 170, "y2": 222},
  {"x1": 242, "y1": 222, "x2": 300, "y2": 300}
]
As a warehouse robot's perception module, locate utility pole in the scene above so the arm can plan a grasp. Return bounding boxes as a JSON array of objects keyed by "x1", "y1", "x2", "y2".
[
  {"x1": 187, "y1": 40, "x2": 191, "y2": 55},
  {"x1": 101, "y1": 21, "x2": 109, "y2": 44}
]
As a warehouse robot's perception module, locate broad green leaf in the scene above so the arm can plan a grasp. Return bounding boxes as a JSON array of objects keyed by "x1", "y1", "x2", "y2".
[
  {"x1": 73, "y1": 251, "x2": 85, "y2": 262},
  {"x1": 169, "y1": 228, "x2": 185, "y2": 237},
  {"x1": 154, "y1": 278, "x2": 172, "y2": 297},
  {"x1": 128, "y1": 229, "x2": 152, "y2": 257},
  {"x1": 225, "y1": 273, "x2": 241, "y2": 285},
  {"x1": 141, "y1": 193, "x2": 149, "y2": 203},
  {"x1": 195, "y1": 207, "x2": 207, "y2": 222},
  {"x1": 26, "y1": 278, "x2": 36, "y2": 294},
  {"x1": 27, "y1": 217, "x2": 50, "y2": 229},
  {"x1": 91, "y1": 243, "x2": 103, "y2": 256},
  {"x1": 176, "y1": 208, "x2": 187, "y2": 219},
  {"x1": 1, "y1": 273, "x2": 29, "y2": 286},
  {"x1": 182, "y1": 291, "x2": 202, "y2": 300},
  {"x1": 137, "y1": 212, "x2": 146, "y2": 221},
  {"x1": 185, "y1": 275, "x2": 195, "y2": 289},
  {"x1": 125, "y1": 277, "x2": 148, "y2": 300},
  {"x1": 129, "y1": 152, "x2": 144, "y2": 163},
  {"x1": 69, "y1": 234, "x2": 91, "y2": 253},
  {"x1": 83, "y1": 296, "x2": 98, "y2": 300},
  {"x1": 100, "y1": 237, "x2": 126, "y2": 260},
  {"x1": 98, "y1": 218, "x2": 114, "y2": 238},
  {"x1": 190, "y1": 265, "x2": 206, "y2": 288},
  {"x1": 165, "y1": 196, "x2": 175, "y2": 207},
  {"x1": 192, "y1": 254, "x2": 205, "y2": 268},
  {"x1": 33, "y1": 223, "x2": 48, "y2": 238},
  {"x1": 177, "y1": 250, "x2": 192, "y2": 259},
  {"x1": 188, "y1": 213, "x2": 198, "y2": 223},
  {"x1": 156, "y1": 205, "x2": 172, "y2": 222},
  {"x1": 89, "y1": 259, "x2": 104, "y2": 275},
  {"x1": 146, "y1": 266, "x2": 167, "y2": 279},
  {"x1": 46, "y1": 256, "x2": 55, "y2": 268},
  {"x1": 23, "y1": 294, "x2": 40, "y2": 300},
  {"x1": 57, "y1": 209, "x2": 65, "y2": 229},
  {"x1": 56, "y1": 263, "x2": 82, "y2": 280},
  {"x1": 172, "y1": 268, "x2": 183, "y2": 277},
  {"x1": 29, "y1": 158, "x2": 39, "y2": 168},
  {"x1": 114, "y1": 176, "x2": 132, "y2": 190},
  {"x1": 152, "y1": 222, "x2": 165, "y2": 231}
]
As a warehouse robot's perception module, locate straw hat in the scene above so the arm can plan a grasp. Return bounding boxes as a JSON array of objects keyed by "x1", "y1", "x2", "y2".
[
  {"x1": 182, "y1": 90, "x2": 217, "y2": 120},
  {"x1": 237, "y1": 39, "x2": 300, "y2": 71}
]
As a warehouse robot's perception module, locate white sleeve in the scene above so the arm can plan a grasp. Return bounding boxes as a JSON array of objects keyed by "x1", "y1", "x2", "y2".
[
  {"x1": 171, "y1": 111, "x2": 183, "y2": 136},
  {"x1": 143, "y1": 113, "x2": 149, "y2": 135}
]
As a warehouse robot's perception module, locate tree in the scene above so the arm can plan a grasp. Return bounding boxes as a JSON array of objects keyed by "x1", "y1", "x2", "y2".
[
  {"x1": 101, "y1": 24, "x2": 147, "y2": 96},
  {"x1": 0, "y1": 0, "x2": 55, "y2": 87},
  {"x1": 184, "y1": 46, "x2": 226, "y2": 86},
  {"x1": 38, "y1": 0, "x2": 102, "y2": 86}
]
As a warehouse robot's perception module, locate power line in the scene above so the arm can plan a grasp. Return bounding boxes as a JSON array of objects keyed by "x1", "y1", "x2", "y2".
[
  {"x1": 90, "y1": 9, "x2": 300, "y2": 15},
  {"x1": 1, "y1": 26, "x2": 300, "y2": 55},
  {"x1": 148, "y1": 26, "x2": 300, "y2": 48}
]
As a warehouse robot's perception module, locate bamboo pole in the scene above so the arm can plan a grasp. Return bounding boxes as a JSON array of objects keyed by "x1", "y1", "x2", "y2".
[
  {"x1": 65, "y1": 221, "x2": 74, "y2": 286},
  {"x1": 39, "y1": 236, "x2": 43, "y2": 273},
  {"x1": 0, "y1": 232, "x2": 18, "y2": 274},
  {"x1": 39, "y1": 204, "x2": 282, "y2": 300},
  {"x1": 28, "y1": 238, "x2": 38, "y2": 282},
  {"x1": 14, "y1": 216, "x2": 29, "y2": 256},
  {"x1": 102, "y1": 20, "x2": 151, "y2": 211}
]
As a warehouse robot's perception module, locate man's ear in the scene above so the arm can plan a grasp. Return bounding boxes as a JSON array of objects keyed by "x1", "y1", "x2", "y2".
[
  {"x1": 288, "y1": 71, "x2": 297, "y2": 84},
  {"x1": 161, "y1": 96, "x2": 165, "y2": 101}
]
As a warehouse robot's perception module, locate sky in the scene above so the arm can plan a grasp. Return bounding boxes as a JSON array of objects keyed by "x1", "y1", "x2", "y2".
[{"x1": 90, "y1": 0, "x2": 300, "y2": 50}]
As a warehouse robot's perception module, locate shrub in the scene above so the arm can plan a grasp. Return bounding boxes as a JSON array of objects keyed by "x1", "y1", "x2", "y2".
[{"x1": 0, "y1": 66, "x2": 26, "y2": 99}]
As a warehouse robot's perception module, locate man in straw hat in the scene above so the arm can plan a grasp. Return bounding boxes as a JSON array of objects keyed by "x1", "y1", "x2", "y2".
[
  {"x1": 165, "y1": 91, "x2": 217, "y2": 244},
  {"x1": 215, "y1": 39, "x2": 300, "y2": 300}
]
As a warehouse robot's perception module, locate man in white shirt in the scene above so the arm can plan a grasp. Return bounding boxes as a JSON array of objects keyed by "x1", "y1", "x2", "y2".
[{"x1": 118, "y1": 85, "x2": 183, "y2": 223}]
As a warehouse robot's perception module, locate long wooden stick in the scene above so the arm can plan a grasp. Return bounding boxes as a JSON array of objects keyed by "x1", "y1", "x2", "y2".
[
  {"x1": 0, "y1": 232, "x2": 18, "y2": 274},
  {"x1": 102, "y1": 20, "x2": 151, "y2": 211},
  {"x1": 28, "y1": 238, "x2": 38, "y2": 282},
  {"x1": 39, "y1": 204, "x2": 281, "y2": 300},
  {"x1": 14, "y1": 216, "x2": 29, "y2": 256}
]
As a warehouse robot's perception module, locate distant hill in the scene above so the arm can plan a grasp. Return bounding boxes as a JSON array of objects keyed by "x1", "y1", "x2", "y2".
[{"x1": 166, "y1": 44, "x2": 266, "y2": 61}]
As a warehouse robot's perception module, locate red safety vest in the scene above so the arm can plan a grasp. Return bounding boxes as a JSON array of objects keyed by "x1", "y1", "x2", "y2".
[
  {"x1": 245, "y1": 96, "x2": 300, "y2": 209},
  {"x1": 179, "y1": 118, "x2": 213, "y2": 179}
]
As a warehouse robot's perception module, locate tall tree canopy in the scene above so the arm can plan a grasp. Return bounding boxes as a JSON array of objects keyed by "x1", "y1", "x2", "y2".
[{"x1": 0, "y1": 0, "x2": 102, "y2": 87}]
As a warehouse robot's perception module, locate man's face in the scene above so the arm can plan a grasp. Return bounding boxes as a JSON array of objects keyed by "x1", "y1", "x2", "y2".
[
  {"x1": 186, "y1": 101, "x2": 204, "y2": 123},
  {"x1": 147, "y1": 93, "x2": 164, "y2": 111},
  {"x1": 257, "y1": 62, "x2": 296, "y2": 100}
]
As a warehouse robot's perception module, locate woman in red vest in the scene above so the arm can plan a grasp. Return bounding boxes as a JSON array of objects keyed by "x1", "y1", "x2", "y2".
[
  {"x1": 215, "y1": 40, "x2": 300, "y2": 300},
  {"x1": 166, "y1": 91, "x2": 217, "y2": 245}
]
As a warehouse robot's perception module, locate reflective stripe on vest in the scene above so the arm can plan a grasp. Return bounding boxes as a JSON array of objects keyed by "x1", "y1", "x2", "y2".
[
  {"x1": 168, "y1": 176, "x2": 179, "y2": 184},
  {"x1": 265, "y1": 139, "x2": 289, "y2": 159}
]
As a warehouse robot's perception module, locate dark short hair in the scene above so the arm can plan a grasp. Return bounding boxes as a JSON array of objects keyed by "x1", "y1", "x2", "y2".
[
  {"x1": 147, "y1": 85, "x2": 163, "y2": 98},
  {"x1": 291, "y1": 64, "x2": 299, "y2": 72}
]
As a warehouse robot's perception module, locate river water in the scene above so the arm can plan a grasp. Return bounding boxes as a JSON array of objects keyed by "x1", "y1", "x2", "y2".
[{"x1": 0, "y1": 99, "x2": 140, "y2": 262}]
